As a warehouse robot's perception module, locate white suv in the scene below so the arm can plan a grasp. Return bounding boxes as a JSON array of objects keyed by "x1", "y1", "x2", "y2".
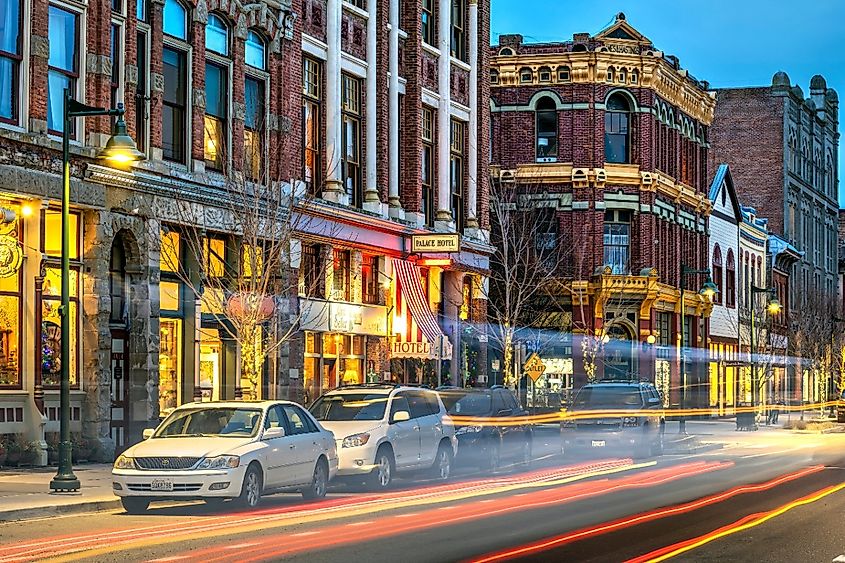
[{"x1": 309, "y1": 384, "x2": 457, "y2": 490}]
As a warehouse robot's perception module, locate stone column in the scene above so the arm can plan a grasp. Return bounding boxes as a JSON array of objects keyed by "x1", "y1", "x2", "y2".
[
  {"x1": 387, "y1": 0, "x2": 403, "y2": 217},
  {"x1": 465, "y1": 0, "x2": 479, "y2": 230},
  {"x1": 324, "y1": 0, "x2": 344, "y2": 202},
  {"x1": 434, "y1": 0, "x2": 453, "y2": 228},
  {"x1": 363, "y1": 0, "x2": 381, "y2": 210}
]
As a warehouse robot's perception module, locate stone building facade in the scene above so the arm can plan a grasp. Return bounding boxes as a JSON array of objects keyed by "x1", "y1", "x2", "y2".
[
  {"x1": 709, "y1": 73, "x2": 840, "y2": 302},
  {"x1": 0, "y1": 0, "x2": 492, "y2": 464},
  {"x1": 489, "y1": 13, "x2": 716, "y2": 408}
]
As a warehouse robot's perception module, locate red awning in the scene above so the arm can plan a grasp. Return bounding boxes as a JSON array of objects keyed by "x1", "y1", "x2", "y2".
[{"x1": 392, "y1": 259, "x2": 451, "y2": 360}]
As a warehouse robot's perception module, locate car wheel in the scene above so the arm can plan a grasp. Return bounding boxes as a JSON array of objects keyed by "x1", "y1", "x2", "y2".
[
  {"x1": 482, "y1": 438, "x2": 502, "y2": 473},
  {"x1": 519, "y1": 438, "x2": 532, "y2": 468},
  {"x1": 237, "y1": 464, "x2": 263, "y2": 508},
  {"x1": 302, "y1": 458, "x2": 329, "y2": 500},
  {"x1": 367, "y1": 447, "x2": 394, "y2": 491},
  {"x1": 120, "y1": 497, "x2": 150, "y2": 514},
  {"x1": 432, "y1": 443, "x2": 452, "y2": 480}
]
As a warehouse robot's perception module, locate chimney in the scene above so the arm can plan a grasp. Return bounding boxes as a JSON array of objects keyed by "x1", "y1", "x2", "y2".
[{"x1": 499, "y1": 34, "x2": 523, "y2": 48}]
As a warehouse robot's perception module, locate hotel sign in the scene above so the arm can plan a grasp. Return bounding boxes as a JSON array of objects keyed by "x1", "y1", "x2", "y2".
[{"x1": 411, "y1": 234, "x2": 460, "y2": 253}]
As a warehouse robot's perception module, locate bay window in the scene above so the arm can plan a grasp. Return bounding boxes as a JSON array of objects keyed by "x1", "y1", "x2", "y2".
[
  {"x1": 341, "y1": 74, "x2": 362, "y2": 208},
  {"x1": 0, "y1": 0, "x2": 21, "y2": 123},
  {"x1": 47, "y1": 5, "x2": 79, "y2": 134},
  {"x1": 303, "y1": 57, "x2": 322, "y2": 193}
]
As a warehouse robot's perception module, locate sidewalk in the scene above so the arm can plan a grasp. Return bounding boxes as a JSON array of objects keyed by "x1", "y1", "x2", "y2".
[{"x1": 0, "y1": 464, "x2": 119, "y2": 522}]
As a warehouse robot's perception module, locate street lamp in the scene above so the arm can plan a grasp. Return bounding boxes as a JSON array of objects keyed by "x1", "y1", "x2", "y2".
[
  {"x1": 748, "y1": 285, "x2": 781, "y2": 422},
  {"x1": 679, "y1": 265, "x2": 717, "y2": 434},
  {"x1": 49, "y1": 90, "x2": 144, "y2": 493}
]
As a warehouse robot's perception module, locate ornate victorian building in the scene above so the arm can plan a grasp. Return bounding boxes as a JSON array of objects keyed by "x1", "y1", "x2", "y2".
[{"x1": 489, "y1": 13, "x2": 715, "y2": 406}]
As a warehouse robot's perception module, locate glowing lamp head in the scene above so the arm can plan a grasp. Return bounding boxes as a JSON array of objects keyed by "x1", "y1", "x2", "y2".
[
  {"x1": 20, "y1": 203, "x2": 33, "y2": 218},
  {"x1": 646, "y1": 334, "x2": 656, "y2": 345},
  {"x1": 699, "y1": 276, "x2": 719, "y2": 301},
  {"x1": 98, "y1": 114, "x2": 145, "y2": 165},
  {"x1": 766, "y1": 297, "x2": 782, "y2": 315}
]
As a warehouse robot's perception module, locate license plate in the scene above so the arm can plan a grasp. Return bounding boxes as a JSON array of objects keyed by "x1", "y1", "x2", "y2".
[
  {"x1": 151, "y1": 479, "x2": 173, "y2": 492},
  {"x1": 591, "y1": 440, "x2": 606, "y2": 447}
]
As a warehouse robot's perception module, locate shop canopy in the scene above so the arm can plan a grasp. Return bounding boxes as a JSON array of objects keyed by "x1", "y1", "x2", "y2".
[{"x1": 391, "y1": 259, "x2": 452, "y2": 360}]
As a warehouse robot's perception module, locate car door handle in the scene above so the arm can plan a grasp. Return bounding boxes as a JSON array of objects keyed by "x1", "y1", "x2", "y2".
[{"x1": 413, "y1": 426, "x2": 420, "y2": 431}]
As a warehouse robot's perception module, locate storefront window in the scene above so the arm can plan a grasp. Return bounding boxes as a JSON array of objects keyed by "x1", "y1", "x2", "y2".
[
  {"x1": 0, "y1": 289, "x2": 20, "y2": 387},
  {"x1": 158, "y1": 318, "x2": 181, "y2": 417},
  {"x1": 199, "y1": 328, "x2": 222, "y2": 401},
  {"x1": 43, "y1": 210, "x2": 79, "y2": 259},
  {"x1": 160, "y1": 281, "x2": 180, "y2": 311},
  {"x1": 160, "y1": 229, "x2": 180, "y2": 272},
  {"x1": 42, "y1": 267, "x2": 79, "y2": 387}
]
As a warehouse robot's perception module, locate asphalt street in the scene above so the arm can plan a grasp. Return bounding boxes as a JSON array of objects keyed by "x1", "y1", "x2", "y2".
[{"x1": 1, "y1": 422, "x2": 844, "y2": 563}]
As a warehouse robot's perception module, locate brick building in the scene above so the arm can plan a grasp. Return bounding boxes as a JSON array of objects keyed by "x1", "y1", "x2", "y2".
[
  {"x1": 0, "y1": 0, "x2": 492, "y2": 463},
  {"x1": 489, "y1": 13, "x2": 716, "y2": 407},
  {"x1": 709, "y1": 72, "x2": 840, "y2": 303}
]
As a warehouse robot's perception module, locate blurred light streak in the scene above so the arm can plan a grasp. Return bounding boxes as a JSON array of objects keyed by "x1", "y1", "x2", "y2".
[
  {"x1": 0, "y1": 460, "x2": 641, "y2": 563},
  {"x1": 626, "y1": 475, "x2": 845, "y2": 563},
  {"x1": 179, "y1": 461, "x2": 731, "y2": 563},
  {"x1": 470, "y1": 464, "x2": 822, "y2": 563}
]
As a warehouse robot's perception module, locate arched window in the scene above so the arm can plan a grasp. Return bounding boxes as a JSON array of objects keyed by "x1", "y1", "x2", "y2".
[
  {"x1": 245, "y1": 30, "x2": 266, "y2": 70},
  {"x1": 498, "y1": 47, "x2": 514, "y2": 56},
  {"x1": 557, "y1": 66, "x2": 570, "y2": 82},
  {"x1": 206, "y1": 13, "x2": 229, "y2": 55},
  {"x1": 604, "y1": 93, "x2": 631, "y2": 164},
  {"x1": 618, "y1": 68, "x2": 627, "y2": 83},
  {"x1": 519, "y1": 67, "x2": 533, "y2": 83},
  {"x1": 163, "y1": 0, "x2": 187, "y2": 39},
  {"x1": 712, "y1": 245, "x2": 723, "y2": 304},
  {"x1": 606, "y1": 66, "x2": 615, "y2": 82},
  {"x1": 204, "y1": 14, "x2": 230, "y2": 170},
  {"x1": 109, "y1": 240, "x2": 128, "y2": 324},
  {"x1": 535, "y1": 96, "x2": 557, "y2": 162},
  {"x1": 631, "y1": 69, "x2": 639, "y2": 84},
  {"x1": 538, "y1": 66, "x2": 551, "y2": 82},
  {"x1": 725, "y1": 249, "x2": 736, "y2": 308}
]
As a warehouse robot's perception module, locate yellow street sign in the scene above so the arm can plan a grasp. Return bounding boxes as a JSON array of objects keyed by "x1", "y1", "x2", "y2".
[{"x1": 523, "y1": 353, "x2": 546, "y2": 382}]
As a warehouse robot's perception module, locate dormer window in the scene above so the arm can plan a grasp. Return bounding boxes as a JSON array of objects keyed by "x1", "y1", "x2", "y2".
[{"x1": 519, "y1": 67, "x2": 533, "y2": 83}]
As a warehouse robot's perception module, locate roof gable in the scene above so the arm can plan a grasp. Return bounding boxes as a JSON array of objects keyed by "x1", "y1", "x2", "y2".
[
  {"x1": 708, "y1": 164, "x2": 742, "y2": 221},
  {"x1": 594, "y1": 13, "x2": 652, "y2": 45}
]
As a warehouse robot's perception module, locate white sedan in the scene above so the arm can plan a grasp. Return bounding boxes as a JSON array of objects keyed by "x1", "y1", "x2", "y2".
[{"x1": 112, "y1": 400, "x2": 338, "y2": 513}]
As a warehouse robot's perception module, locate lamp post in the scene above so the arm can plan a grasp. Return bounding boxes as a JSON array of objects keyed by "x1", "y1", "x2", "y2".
[
  {"x1": 49, "y1": 90, "x2": 144, "y2": 493},
  {"x1": 748, "y1": 285, "x2": 781, "y2": 422},
  {"x1": 678, "y1": 265, "x2": 718, "y2": 434}
]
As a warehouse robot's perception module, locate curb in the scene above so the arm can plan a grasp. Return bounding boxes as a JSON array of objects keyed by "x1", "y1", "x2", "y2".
[{"x1": 0, "y1": 498, "x2": 121, "y2": 523}]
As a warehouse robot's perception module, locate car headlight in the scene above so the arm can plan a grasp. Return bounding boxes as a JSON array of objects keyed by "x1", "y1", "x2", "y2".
[
  {"x1": 113, "y1": 454, "x2": 135, "y2": 470},
  {"x1": 342, "y1": 433, "x2": 371, "y2": 448},
  {"x1": 455, "y1": 425, "x2": 483, "y2": 435},
  {"x1": 196, "y1": 455, "x2": 240, "y2": 470}
]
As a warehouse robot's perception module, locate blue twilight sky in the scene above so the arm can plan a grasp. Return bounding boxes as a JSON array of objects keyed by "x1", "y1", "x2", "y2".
[{"x1": 490, "y1": 0, "x2": 845, "y2": 208}]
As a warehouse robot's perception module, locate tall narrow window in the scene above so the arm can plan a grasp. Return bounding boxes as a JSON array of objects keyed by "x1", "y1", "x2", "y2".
[
  {"x1": 535, "y1": 96, "x2": 557, "y2": 162},
  {"x1": 163, "y1": 0, "x2": 187, "y2": 39},
  {"x1": 244, "y1": 76, "x2": 265, "y2": 180},
  {"x1": 603, "y1": 210, "x2": 631, "y2": 274},
  {"x1": 604, "y1": 93, "x2": 630, "y2": 164},
  {"x1": 47, "y1": 5, "x2": 79, "y2": 134},
  {"x1": 109, "y1": 240, "x2": 128, "y2": 324},
  {"x1": 726, "y1": 250, "x2": 736, "y2": 308},
  {"x1": 0, "y1": 0, "x2": 22, "y2": 123},
  {"x1": 135, "y1": 29, "x2": 149, "y2": 153},
  {"x1": 712, "y1": 244, "x2": 723, "y2": 305},
  {"x1": 342, "y1": 74, "x2": 362, "y2": 207},
  {"x1": 136, "y1": 0, "x2": 146, "y2": 20},
  {"x1": 301, "y1": 244, "x2": 323, "y2": 298},
  {"x1": 109, "y1": 23, "x2": 122, "y2": 115},
  {"x1": 303, "y1": 57, "x2": 322, "y2": 193},
  {"x1": 450, "y1": 0, "x2": 465, "y2": 61},
  {"x1": 332, "y1": 249, "x2": 351, "y2": 302},
  {"x1": 204, "y1": 14, "x2": 230, "y2": 171},
  {"x1": 362, "y1": 254, "x2": 379, "y2": 305},
  {"x1": 245, "y1": 30, "x2": 265, "y2": 70},
  {"x1": 162, "y1": 46, "x2": 187, "y2": 162},
  {"x1": 421, "y1": 0, "x2": 434, "y2": 46},
  {"x1": 450, "y1": 119, "x2": 465, "y2": 232},
  {"x1": 421, "y1": 106, "x2": 435, "y2": 227}
]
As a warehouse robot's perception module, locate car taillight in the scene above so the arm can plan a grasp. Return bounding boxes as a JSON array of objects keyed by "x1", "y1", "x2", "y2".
[{"x1": 622, "y1": 417, "x2": 639, "y2": 427}]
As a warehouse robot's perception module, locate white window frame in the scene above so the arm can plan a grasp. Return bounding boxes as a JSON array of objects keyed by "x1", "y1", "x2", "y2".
[
  {"x1": 47, "y1": 0, "x2": 87, "y2": 143},
  {"x1": 205, "y1": 27, "x2": 233, "y2": 172},
  {"x1": 161, "y1": 34, "x2": 193, "y2": 167}
]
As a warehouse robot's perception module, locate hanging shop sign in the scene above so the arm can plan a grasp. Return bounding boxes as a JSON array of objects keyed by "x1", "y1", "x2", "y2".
[
  {"x1": 299, "y1": 299, "x2": 388, "y2": 336},
  {"x1": 411, "y1": 234, "x2": 461, "y2": 253}
]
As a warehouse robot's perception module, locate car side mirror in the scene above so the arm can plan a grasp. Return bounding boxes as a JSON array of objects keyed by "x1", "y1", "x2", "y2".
[
  {"x1": 391, "y1": 410, "x2": 411, "y2": 423},
  {"x1": 263, "y1": 426, "x2": 286, "y2": 439},
  {"x1": 142, "y1": 428, "x2": 155, "y2": 440}
]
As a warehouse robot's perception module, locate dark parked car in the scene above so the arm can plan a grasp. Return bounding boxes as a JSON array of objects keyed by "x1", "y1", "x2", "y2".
[
  {"x1": 437, "y1": 386, "x2": 533, "y2": 472},
  {"x1": 561, "y1": 381, "x2": 665, "y2": 458}
]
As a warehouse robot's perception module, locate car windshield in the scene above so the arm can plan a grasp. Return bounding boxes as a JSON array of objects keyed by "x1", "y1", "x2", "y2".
[
  {"x1": 572, "y1": 387, "x2": 643, "y2": 409},
  {"x1": 155, "y1": 407, "x2": 263, "y2": 438},
  {"x1": 309, "y1": 393, "x2": 389, "y2": 421},
  {"x1": 440, "y1": 391, "x2": 492, "y2": 416}
]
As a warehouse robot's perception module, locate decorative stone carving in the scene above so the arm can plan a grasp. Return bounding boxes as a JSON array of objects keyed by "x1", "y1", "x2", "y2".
[
  {"x1": 125, "y1": 64, "x2": 139, "y2": 86},
  {"x1": 32, "y1": 36, "x2": 50, "y2": 59},
  {"x1": 233, "y1": 101, "x2": 246, "y2": 120},
  {"x1": 86, "y1": 54, "x2": 113, "y2": 77},
  {"x1": 151, "y1": 72, "x2": 165, "y2": 93},
  {"x1": 194, "y1": 0, "x2": 209, "y2": 23},
  {"x1": 236, "y1": 13, "x2": 248, "y2": 39},
  {"x1": 193, "y1": 88, "x2": 207, "y2": 109}
]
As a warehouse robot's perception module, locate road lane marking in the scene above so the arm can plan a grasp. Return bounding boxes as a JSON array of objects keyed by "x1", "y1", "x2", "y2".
[{"x1": 225, "y1": 543, "x2": 260, "y2": 550}]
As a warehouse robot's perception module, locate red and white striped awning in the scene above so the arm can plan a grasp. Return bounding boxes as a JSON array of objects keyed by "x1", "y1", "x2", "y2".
[{"x1": 391, "y1": 259, "x2": 452, "y2": 360}]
